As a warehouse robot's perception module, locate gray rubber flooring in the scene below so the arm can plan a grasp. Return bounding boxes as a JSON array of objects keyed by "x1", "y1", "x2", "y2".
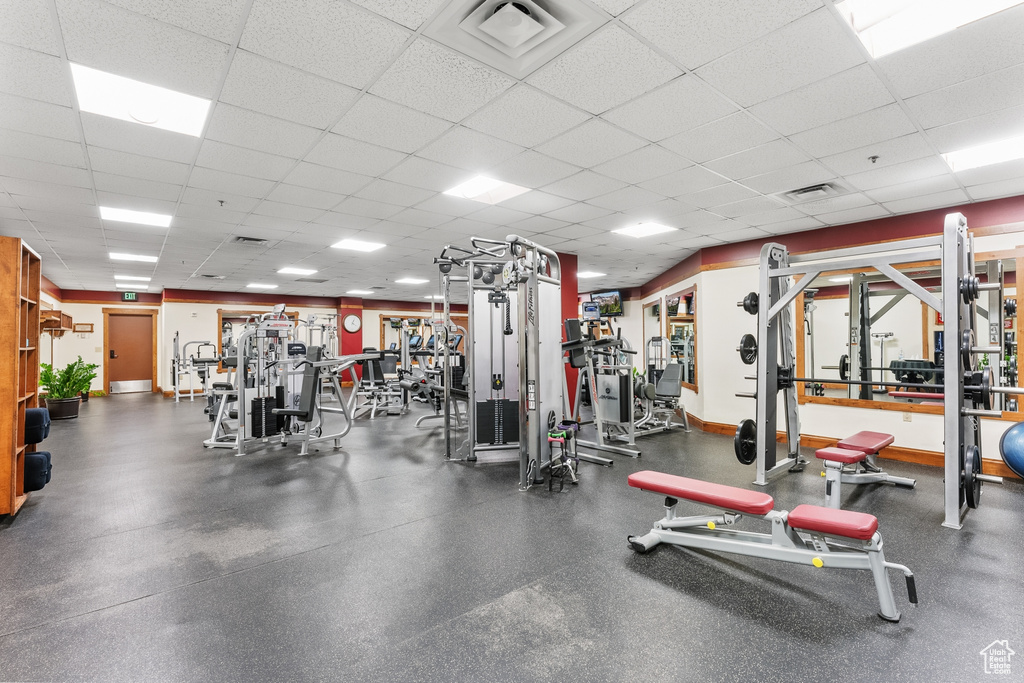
[{"x1": 0, "y1": 393, "x2": 1021, "y2": 682}]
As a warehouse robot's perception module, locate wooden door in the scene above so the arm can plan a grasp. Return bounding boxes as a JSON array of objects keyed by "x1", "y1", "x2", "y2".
[{"x1": 107, "y1": 313, "x2": 154, "y2": 393}]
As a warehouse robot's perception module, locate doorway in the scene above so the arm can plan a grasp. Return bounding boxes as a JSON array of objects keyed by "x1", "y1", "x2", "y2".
[{"x1": 103, "y1": 308, "x2": 157, "y2": 394}]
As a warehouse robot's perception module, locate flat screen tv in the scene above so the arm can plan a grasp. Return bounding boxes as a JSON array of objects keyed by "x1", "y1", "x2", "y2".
[
  {"x1": 390, "y1": 317, "x2": 402, "y2": 329},
  {"x1": 590, "y1": 290, "x2": 623, "y2": 317},
  {"x1": 666, "y1": 296, "x2": 680, "y2": 317}
]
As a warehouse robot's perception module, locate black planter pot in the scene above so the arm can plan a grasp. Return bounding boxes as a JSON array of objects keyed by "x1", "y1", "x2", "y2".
[
  {"x1": 45, "y1": 397, "x2": 81, "y2": 420},
  {"x1": 80, "y1": 391, "x2": 89, "y2": 402}
]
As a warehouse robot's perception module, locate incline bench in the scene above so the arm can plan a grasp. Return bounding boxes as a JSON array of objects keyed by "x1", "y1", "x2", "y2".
[
  {"x1": 815, "y1": 431, "x2": 916, "y2": 509},
  {"x1": 627, "y1": 470, "x2": 916, "y2": 621}
]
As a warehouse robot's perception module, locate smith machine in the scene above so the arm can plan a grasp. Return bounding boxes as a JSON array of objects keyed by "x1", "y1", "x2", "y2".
[{"x1": 734, "y1": 213, "x2": 1020, "y2": 529}]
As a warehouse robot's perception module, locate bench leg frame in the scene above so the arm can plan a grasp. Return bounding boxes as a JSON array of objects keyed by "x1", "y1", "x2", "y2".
[{"x1": 823, "y1": 458, "x2": 918, "y2": 509}]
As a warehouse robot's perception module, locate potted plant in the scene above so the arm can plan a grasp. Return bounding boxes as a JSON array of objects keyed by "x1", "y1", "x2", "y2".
[{"x1": 40, "y1": 356, "x2": 99, "y2": 419}]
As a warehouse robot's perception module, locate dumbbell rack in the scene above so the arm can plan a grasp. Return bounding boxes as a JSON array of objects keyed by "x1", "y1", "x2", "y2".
[{"x1": 736, "y1": 212, "x2": 999, "y2": 529}]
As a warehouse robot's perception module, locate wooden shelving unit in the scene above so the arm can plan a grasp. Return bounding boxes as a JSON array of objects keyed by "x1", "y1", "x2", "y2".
[{"x1": 1, "y1": 237, "x2": 41, "y2": 517}]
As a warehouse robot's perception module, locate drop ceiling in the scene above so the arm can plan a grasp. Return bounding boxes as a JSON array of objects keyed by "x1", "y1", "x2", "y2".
[{"x1": 2, "y1": 0, "x2": 1024, "y2": 299}]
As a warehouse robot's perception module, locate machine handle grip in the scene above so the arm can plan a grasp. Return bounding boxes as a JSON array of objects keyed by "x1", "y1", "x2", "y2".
[{"x1": 905, "y1": 574, "x2": 918, "y2": 604}]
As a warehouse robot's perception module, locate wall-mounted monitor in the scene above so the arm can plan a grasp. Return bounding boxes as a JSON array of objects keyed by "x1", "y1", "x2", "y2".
[
  {"x1": 590, "y1": 290, "x2": 623, "y2": 317},
  {"x1": 390, "y1": 317, "x2": 402, "y2": 329},
  {"x1": 582, "y1": 301, "x2": 601, "y2": 320},
  {"x1": 666, "y1": 296, "x2": 680, "y2": 317},
  {"x1": 407, "y1": 318, "x2": 421, "y2": 326}
]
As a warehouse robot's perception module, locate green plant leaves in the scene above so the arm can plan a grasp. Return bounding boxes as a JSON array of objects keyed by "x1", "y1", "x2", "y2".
[{"x1": 39, "y1": 356, "x2": 99, "y2": 399}]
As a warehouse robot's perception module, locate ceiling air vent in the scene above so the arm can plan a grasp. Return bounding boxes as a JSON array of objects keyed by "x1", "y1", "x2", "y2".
[
  {"x1": 231, "y1": 235, "x2": 268, "y2": 246},
  {"x1": 296, "y1": 278, "x2": 328, "y2": 284},
  {"x1": 424, "y1": 0, "x2": 607, "y2": 79},
  {"x1": 783, "y1": 183, "x2": 841, "y2": 203},
  {"x1": 200, "y1": 274, "x2": 225, "y2": 280}
]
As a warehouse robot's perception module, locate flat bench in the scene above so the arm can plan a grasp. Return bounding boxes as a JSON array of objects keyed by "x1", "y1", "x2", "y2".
[
  {"x1": 627, "y1": 470, "x2": 916, "y2": 621},
  {"x1": 815, "y1": 431, "x2": 915, "y2": 509}
]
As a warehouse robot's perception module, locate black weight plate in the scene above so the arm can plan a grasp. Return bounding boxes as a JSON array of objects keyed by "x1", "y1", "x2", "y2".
[
  {"x1": 961, "y1": 329, "x2": 976, "y2": 372},
  {"x1": 743, "y1": 292, "x2": 759, "y2": 315},
  {"x1": 964, "y1": 443, "x2": 982, "y2": 509},
  {"x1": 839, "y1": 353, "x2": 850, "y2": 382},
  {"x1": 738, "y1": 334, "x2": 757, "y2": 365},
  {"x1": 734, "y1": 419, "x2": 757, "y2": 465}
]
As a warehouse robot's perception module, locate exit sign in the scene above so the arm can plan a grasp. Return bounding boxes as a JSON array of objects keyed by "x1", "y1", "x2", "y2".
[{"x1": 122, "y1": 291, "x2": 137, "y2": 301}]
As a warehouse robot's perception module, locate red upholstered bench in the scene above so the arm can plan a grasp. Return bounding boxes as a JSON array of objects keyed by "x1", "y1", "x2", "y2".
[
  {"x1": 837, "y1": 431, "x2": 894, "y2": 455},
  {"x1": 818, "y1": 431, "x2": 914, "y2": 509},
  {"x1": 815, "y1": 446, "x2": 866, "y2": 464},
  {"x1": 889, "y1": 391, "x2": 944, "y2": 400},
  {"x1": 787, "y1": 504, "x2": 878, "y2": 541},
  {"x1": 627, "y1": 471, "x2": 775, "y2": 516}
]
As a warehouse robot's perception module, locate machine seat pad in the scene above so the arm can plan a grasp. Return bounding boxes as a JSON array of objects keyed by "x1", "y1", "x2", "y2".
[
  {"x1": 815, "y1": 446, "x2": 866, "y2": 464},
  {"x1": 787, "y1": 504, "x2": 878, "y2": 541},
  {"x1": 212, "y1": 382, "x2": 233, "y2": 390},
  {"x1": 628, "y1": 471, "x2": 774, "y2": 516},
  {"x1": 837, "y1": 431, "x2": 894, "y2": 455},
  {"x1": 889, "y1": 391, "x2": 943, "y2": 399}
]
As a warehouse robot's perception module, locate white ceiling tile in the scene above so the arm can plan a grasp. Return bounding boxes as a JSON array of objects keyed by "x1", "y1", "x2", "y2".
[
  {"x1": 863, "y1": 174, "x2": 962, "y2": 204},
  {"x1": 906, "y1": 62, "x2": 1024, "y2": 130},
  {"x1": 845, "y1": 157, "x2": 952, "y2": 192},
  {"x1": 333, "y1": 95, "x2": 452, "y2": 154},
  {"x1": 621, "y1": 198, "x2": 695, "y2": 221},
  {"x1": 94, "y1": 191, "x2": 175, "y2": 215},
  {"x1": 2, "y1": 178, "x2": 93, "y2": 205},
  {"x1": 706, "y1": 226, "x2": 770, "y2": 242},
  {"x1": 81, "y1": 113, "x2": 200, "y2": 164},
  {"x1": 370, "y1": 39, "x2": 513, "y2": 122},
  {"x1": 509, "y1": 214, "x2": 571, "y2": 234},
  {"x1": 205, "y1": 103, "x2": 321, "y2": 159},
  {"x1": 1, "y1": 129, "x2": 87, "y2": 168},
  {"x1": 589, "y1": 0, "x2": 638, "y2": 15},
  {"x1": 334, "y1": 196, "x2": 404, "y2": 220},
  {"x1": 661, "y1": 112, "x2": 778, "y2": 163},
  {"x1": 355, "y1": 179, "x2": 434, "y2": 206},
  {"x1": 696, "y1": 9, "x2": 863, "y2": 107},
  {"x1": 348, "y1": 0, "x2": 447, "y2": 29},
  {"x1": 56, "y1": 0, "x2": 230, "y2": 98},
  {"x1": 593, "y1": 145, "x2": 691, "y2": 185},
  {"x1": 465, "y1": 204, "x2": 532, "y2": 225},
  {"x1": 496, "y1": 191, "x2": 574, "y2": 215},
  {"x1": 389, "y1": 208, "x2": 450, "y2": 228},
  {"x1": 100, "y1": 0, "x2": 249, "y2": 44},
  {"x1": 88, "y1": 147, "x2": 191, "y2": 185},
  {"x1": 586, "y1": 185, "x2": 665, "y2": 211},
  {"x1": 882, "y1": 189, "x2": 970, "y2": 215},
  {"x1": 704, "y1": 139, "x2": 810, "y2": 180},
  {"x1": 748, "y1": 64, "x2": 893, "y2": 136},
  {"x1": 195, "y1": 140, "x2": 294, "y2": 181},
  {"x1": 789, "y1": 104, "x2": 917, "y2": 159},
  {"x1": 414, "y1": 193, "x2": 482, "y2": 217},
  {"x1": 541, "y1": 171, "x2": 628, "y2": 202},
  {"x1": 924, "y1": 104, "x2": 1024, "y2": 154},
  {"x1": 602, "y1": 75, "x2": 738, "y2": 142},
  {"x1": 544, "y1": 202, "x2": 612, "y2": 223},
  {"x1": 303, "y1": 134, "x2": 407, "y2": 177},
  {"x1": 877, "y1": 4, "x2": 1024, "y2": 99},
  {"x1": 384, "y1": 157, "x2": 471, "y2": 193},
  {"x1": 241, "y1": 0, "x2": 410, "y2": 89},
  {"x1": 220, "y1": 50, "x2": 360, "y2": 130},
  {"x1": 489, "y1": 151, "x2": 580, "y2": 189},
  {"x1": 0, "y1": 0, "x2": 60, "y2": 55},
  {"x1": 789, "y1": 191, "x2": 876, "y2": 216},
  {"x1": 741, "y1": 161, "x2": 834, "y2": 196},
  {"x1": 462, "y1": 85, "x2": 590, "y2": 148},
  {"x1": 416, "y1": 126, "x2": 524, "y2": 171},
  {"x1": 814, "y1": 204, "x2": 890, "y2": 225},
  {"x1": 536, "y1": 119, "x2": 646, "y2": 167},
  {"x1": 0, "y1": 94, "x2": 78, "y2": 142},
  {"x1": 0, "y1": 43, "x2": 73, "y2": 106},
  {"x1": 264, "y1": 184, "x2": 345, "y2": 210},
  {"x1": 756, "y1": 216, "x2": 824, "y2": 234},
  {"x1": 679, "y1": 182, "x2": 759, "y2": 209},
  {"x1": 314, "y1": 211, "x2": 381, "y2": 230},
  {"x1": 527, "y1": 25, "x2": 680, "y2": 115},
  {"x1": 282, "y1": 162, "x2": 372, "y2": 195},
  {"x1": 637, "y1": 165, "x2": 729, "y2": 197},
  {"x1": 623, "y1": 0, "x2": 821, "y2": 70},
  {"x1": 548, "y1": 224, "x2": 605, "y2": 240},
  {"x1": 188, "y1": 166, "x2": 276, "y2": 198},
  {"x1": 15, "y1": 195, "x2": 97, "y2": 217},
  {"x1": 729, "y1": 206, "x2": 808, "y2": 227},
  {"x1": 819, "y1": 134, "x2": 935, "y2": 177},
  {"x1": 94, "y1": 171, "x2": 182, "y2": 202},
  {"x1": 954, "y1": 159, "x2": 1024, "y2": 188},
  {"x1": 712, "y1": 196, "x2": 786, "y2": 219},
  {"x1": 966, "y1": 177, "x2": 1024, "y2": 202},
  {"x1": 179, "y1": 188, "x2": 257, "y2": 214}
]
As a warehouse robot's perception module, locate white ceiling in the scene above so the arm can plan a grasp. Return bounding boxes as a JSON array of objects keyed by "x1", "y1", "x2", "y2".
[{"x1": 2, "y1": 0, "x2": 1024, "y2": 299}]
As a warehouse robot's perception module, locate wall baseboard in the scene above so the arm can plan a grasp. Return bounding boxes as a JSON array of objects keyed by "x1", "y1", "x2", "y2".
[{"x1": 695, "y1": 419, "x2": 1020, "y2": 480}]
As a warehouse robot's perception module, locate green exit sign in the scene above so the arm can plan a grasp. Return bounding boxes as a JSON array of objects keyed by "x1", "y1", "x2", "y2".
[{"x1": 122, "y1": 291, "x2": 137, "y2": 301}]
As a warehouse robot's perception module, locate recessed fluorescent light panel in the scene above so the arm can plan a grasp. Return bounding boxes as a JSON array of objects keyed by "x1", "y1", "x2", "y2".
[
  {"x1": 424, "y1": 295, "x2": 445, "y2": 300},
  {"x1": 829, "y1": 276, "x2": 853, "y2": 283},
  {"x1": 114, "y1": 275, "x2": 151, "y2": 281},
  {"x1": 246, "y1": 283, "x2": 278, "y2": 290},
  {"x1": 100, "y1": 206, "x2": 172, "y2": 228},
  {"x1": 331, "y1": 239, "x2": 386, "y2": 252},
  {"x1": 835, "y1": 0, "x2": 1024, "y2": 58},
  {"x1": 942, "y1": 135, "x2": 1024, "y2": 172},
  {"x1": 115, "y1": 283, "x2": 148, "y2": 290},
  {"x1": 396, "y1": 278, "x2": 429, "y2": 285},
  {"x1": 347, "y1": 289, "x2": 374, "y2": 295},
  {"x1": 277, "y1": 267, "x2": 318, "y2": 276},
  {"x1": 612, "y1": 222, "x2": 677, "y2": 239},
  {"x1": 109, "y1": 252, "x2": 158, "y2": 263},
  {"x1": 443, "y1": 175, "x2": 530, "y2": 204},
  {"x1": 70, "y1": 63, "x2": 211, "y2": 137},
  {"x1": 577, "y1": 271, "x2": 606, "y2": 279}
]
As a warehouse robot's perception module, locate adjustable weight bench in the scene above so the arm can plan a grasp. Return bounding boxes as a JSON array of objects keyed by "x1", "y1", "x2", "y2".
[
  {"x1": 627, "y1": 470, "x2": 916, "y2": 621},
  {"x1": 816, "y1": 431, "x2": 916, "y2": 509}
]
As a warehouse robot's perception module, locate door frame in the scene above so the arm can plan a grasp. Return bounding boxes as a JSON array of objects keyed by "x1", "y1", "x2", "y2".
[{"x1": 102, "y1": 307, "x2": 159, "y2": 394}]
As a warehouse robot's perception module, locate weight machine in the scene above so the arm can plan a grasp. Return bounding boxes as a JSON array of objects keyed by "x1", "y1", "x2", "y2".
[
  {"x1": 171, "y1": 332, "x2": 219, "y2": 402},
  {"x1": 734, "y1": 213, "x2": 1017, "y2": 528},
  {"x1": 434, "y1": 235, "x2": 564, "y2": 491}
]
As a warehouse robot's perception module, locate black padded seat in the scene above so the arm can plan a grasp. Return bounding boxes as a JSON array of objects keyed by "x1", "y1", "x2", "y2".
[
  {"x1": 655, "y1": 363, "x2": 683, "y2": 400},
  {"x1": 272, "y1": 347, "x2": 323, "y2": 422}
]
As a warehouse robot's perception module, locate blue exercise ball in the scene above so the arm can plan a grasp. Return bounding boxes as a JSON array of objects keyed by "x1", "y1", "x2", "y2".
[{"x1": 999, "y1": 421, "x2": 1024, "y2": 478}]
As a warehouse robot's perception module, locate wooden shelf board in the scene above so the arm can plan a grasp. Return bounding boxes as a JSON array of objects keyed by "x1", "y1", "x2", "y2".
[
  {"x1": 18, "y1": 393, "x2": 35, "y2": 403},
  {"x1": 20, "y1": 296, "x2": 37, "y2": 304},
  {"x1": 12, "y1": 494, "x2": 28, "y2": 515},
  {"x1": 19, "y1": 346, "x2": 35, "y2": 351},
  {"x1": 15, "y1": 445, "x2": 26, "y2": 456}
]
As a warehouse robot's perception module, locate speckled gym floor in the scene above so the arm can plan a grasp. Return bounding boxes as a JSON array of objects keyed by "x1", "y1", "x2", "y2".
[{"x1": 1, "y1": 393, "x2": 1021, "y2": 682}]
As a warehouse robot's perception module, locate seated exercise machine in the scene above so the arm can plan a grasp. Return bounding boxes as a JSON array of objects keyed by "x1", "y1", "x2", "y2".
[
  {"x1": 171, "y1": 332, "x2": 220, "y2": 403},
  {"x1": 815, "y1": 430, "x2": 916, "y2": 509},
  {"x1": 638, "y1": 336, "x2": 690, "y2": 434},
  {"x1": 626, "y1": 470, "x2": 917, "y2": 621},
  {"x1": 354, "y1": 347, "x2": 406, "y2": 418}
]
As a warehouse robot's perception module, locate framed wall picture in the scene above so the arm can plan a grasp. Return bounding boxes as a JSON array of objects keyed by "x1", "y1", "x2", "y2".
[{"x1": 72, "y1": 323, "x2": 93, "y2": 333}]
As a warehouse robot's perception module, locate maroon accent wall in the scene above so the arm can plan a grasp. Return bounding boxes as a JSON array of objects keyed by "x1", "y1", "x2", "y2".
[
  {"x1": 161, "y1": 289, "x2": 337, "y2": 307},
  {"x1": 40, "y1": 275, "x2": 62, "y2": 301},
  {"x1": 559, "y1": 252, "x2": 579, "y2": 414},
  {"x1": 61, "y1": 290, "x2": 163, "y2": 304}
]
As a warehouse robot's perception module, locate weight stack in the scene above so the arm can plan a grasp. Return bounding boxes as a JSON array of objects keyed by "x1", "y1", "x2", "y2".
[
  {"x1": 476, "y1": 398, "x2": 520, "y2": 444},
  {"x1": 275, "y1": 385, "x2": 286, "y2": 432},
  {"x1": 250, "y1": 396, "x2": 279, "y2": 438}
]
